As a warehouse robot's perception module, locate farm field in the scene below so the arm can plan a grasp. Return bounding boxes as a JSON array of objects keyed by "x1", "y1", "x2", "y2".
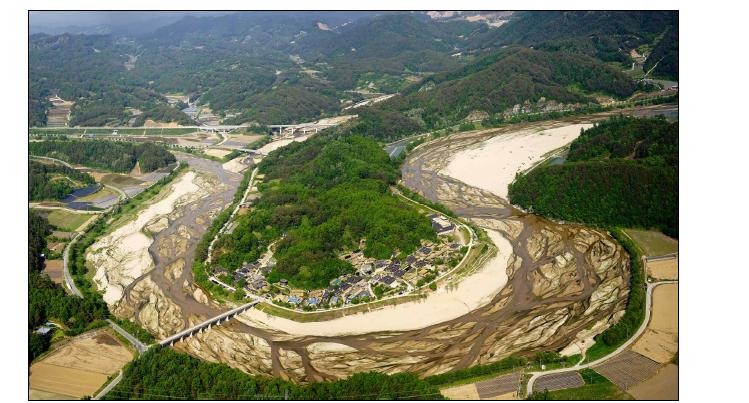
[
  {"x1": 44, "y1": 209, "x2": 93, "y2": 231},
  {"x1": 627, "y1": 363, "x2": 678, "y2": 400},
  {"x1": 631, "y1": 284, "x2": 678, "y2": 363},
  {"x1": 43, "y1": 259, "x2": 64, "y2": 284},
  {"x1": 28, "y1": 328, "x2": 134, "y2": 399},
  {"x1": 623, "y1": 228, "x2": 679, "y2": 256},
  {"x1": 646, "y1": 257, "x2": 678, "y2": 280}
]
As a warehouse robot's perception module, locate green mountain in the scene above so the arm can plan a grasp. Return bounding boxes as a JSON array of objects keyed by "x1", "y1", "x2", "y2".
[
  {"x1": 473, "y1": 11, "x2": 677, "y2": 64},
  {"x1": 644, "y1": 25, "x2": 679, "y2": 80},
  {"x1": 348, "y1": 47, "x2": 637, "y2": 140}
]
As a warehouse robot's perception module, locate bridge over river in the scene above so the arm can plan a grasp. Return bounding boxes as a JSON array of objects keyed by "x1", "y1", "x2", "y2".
[{"x1": 159, "y1": 300, "x2": 261, "y2": 346}]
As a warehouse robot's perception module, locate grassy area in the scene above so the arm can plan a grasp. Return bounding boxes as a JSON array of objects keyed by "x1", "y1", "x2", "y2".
[
  {"x1": 75, "y1": 187, "x2": 117, "y2": 202},
  {"x1": 45, "y1": 210, "x2": 93, "y2": 232},
  {"x1": 622, "y1": 228, "x2": 678, "y2": 256},
  {"x1": 426, "y1": 356, "x2": 527, "y2": 388},
  {"x1": 530, "y1": 369, "x2": 633, "y2": 400}
]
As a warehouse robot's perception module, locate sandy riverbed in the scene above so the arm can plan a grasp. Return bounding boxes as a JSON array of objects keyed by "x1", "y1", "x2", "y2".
[
  {"x1": 257, "y1": 135, "x2": 310, "y2": 155},
  {"x1": 238, "y1": 229, "x2": 512, "y2": 336},
  {"x1": 88, "y1": 171, "x2": 203, "y2": 304},
  {"x1": 442, "y1": 123, "x2": 592, "y2": 199}
]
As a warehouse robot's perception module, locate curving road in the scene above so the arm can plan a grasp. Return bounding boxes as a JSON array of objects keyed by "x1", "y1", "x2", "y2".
[
  {"x1": 525, "y1": 280, "x2": 678, "y2": 397},
  {"x1": 62, "y1": 231, "x2": 83, "y2": 297}
]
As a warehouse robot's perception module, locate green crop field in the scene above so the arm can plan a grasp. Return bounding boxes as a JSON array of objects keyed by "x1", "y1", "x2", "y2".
[{"x1": 623, "y1": 228, "x2": 678, "y2": 256}]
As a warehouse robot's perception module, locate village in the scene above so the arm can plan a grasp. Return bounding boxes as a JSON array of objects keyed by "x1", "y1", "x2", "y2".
[{"x1": 208, "y1": 210, "x2": 469, "y2": 312}]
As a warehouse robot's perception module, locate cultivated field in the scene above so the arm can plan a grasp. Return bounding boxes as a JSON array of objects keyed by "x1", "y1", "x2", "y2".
[
  {"x1": 627, "y1": 363, "x2": 678, "y2": 400},
  {"x1": 29, "y1": 328, "x2": 134, "y2": 399},
  {"x1": 624, "y1": 228, "x2": 678, "y2": 256},
  {"x1": 646, "y1": 257, "x2": 678, "y2": 280},
  {"x1": 45, "y1": 210, "x2": 92, "y2": 232},
  {"x1": 594, "y1": 350, "x2": 662, "y2": 390},
  {"x1": 43, "y1": 259, "x2": 64, "y2": 284},
  {"x1": 631, "y1": 283, "x2": 678, "y2": 363}
]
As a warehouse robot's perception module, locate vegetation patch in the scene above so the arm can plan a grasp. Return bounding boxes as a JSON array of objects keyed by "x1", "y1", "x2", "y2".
[
  {"x1": 29, "y1": 160, "x2": 96, "y2": 201},
  {"x1": 104, "y1": 346, "x2": 444, "y2": 400},
  {"x1": 29, "y1": 139, "x2": 176, "y2": 173},
  {"x1": 211, "y1": 134, "x2": 437, "y2": 290},
  {"x1": 509, "y1": 116, "x2": 678, "y2": 237}
]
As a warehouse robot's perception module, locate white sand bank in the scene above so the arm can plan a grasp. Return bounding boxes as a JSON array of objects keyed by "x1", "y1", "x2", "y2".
[
  {"x1": 257, "y1": 135, "x2": 310, "y2": 155},
  {"x1": 88, "y1": 172, "x2": 200, "y2": 304},
  {"x1": 442, "y1": 123, "x2": 592, "y2": 199},
  {"x1": 238, "y1": 229, "x2": 511, "y2": 336}
]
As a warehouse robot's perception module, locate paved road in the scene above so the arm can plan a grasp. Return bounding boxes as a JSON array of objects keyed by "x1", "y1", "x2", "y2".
[
  {"x1": 525, "y1": 280, "x2": 677, "y2": 397},
  {"x1": 93, "y1": 369, "x2": 123, "y2": 400},
  {"x1": 107, "y1": 319, "x2": 148, "y2": 354},
  {"x1": 62, "y1": 231, "x2": 83, "y2": 297}
]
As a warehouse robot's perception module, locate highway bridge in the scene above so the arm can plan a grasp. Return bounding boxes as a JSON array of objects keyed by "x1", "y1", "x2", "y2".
[{"x1": 158, "y1": 300, "x2": 261, "y2": 346}]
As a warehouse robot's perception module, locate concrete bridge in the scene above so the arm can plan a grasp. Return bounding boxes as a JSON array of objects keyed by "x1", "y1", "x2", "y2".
[
  {"x1": 158, "y1": 300, "x2": 261, "y2": 346},
  {"x1": 267, "y1": 123, "x2": 337, "y2": 135}
]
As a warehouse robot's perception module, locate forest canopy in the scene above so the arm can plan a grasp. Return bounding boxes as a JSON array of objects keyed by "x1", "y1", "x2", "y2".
[
  {"x1": 28, "y1": 160, "x2": 95, "y2": 201},
  {"x1": 28, "y1": 139, "x2": 176, "y2": 173},
  {"x1": 508, "y1": 116, "x2": 678, "y2": 237},
  {"x1": 212, "y1": 134, "x2": 436, "y2": 289},
  {"x1": 104, "y1": 346, "x2": 444, "y2": 400}
]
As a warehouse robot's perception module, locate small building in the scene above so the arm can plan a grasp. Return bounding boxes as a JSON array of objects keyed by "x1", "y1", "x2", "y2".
[
  {"x1": 405, "y1": 255, "x2": 417, "y2": 265},
  {"x1": 361, "y1": 263, "x2": 374, "y2": 275},
  {"x1": 35, "y1": 326, "x2": 53, "y2": 335},
  {"x1": 307, "y1": 298, "x2": 318, "y2": 306},
  {"x1": 381, "y1": 275, "x2": 397, "y2": 288},
  {"x1": 374, "y1": 260, "x2": 389, "y2": 269},
  {"x1": 431, "y1": 215, "x2": 456, "y2": 234},
  {"x1": 287, "y1": 296, "x2": 301, "y2": 305},
  {"x1": 418, "y1": 246, "x2": 432, "y2": 255},
  {"x1": 279, "y1": 279, "x2": 289, "y2": 287}
]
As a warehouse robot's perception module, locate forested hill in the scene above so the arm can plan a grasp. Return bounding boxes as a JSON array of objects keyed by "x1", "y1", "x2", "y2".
[
  {"x1": 28, "y1": 140, "x2": 175, "y2": 173},
  {"x1": 104, "y1": 346, "x2": 444, "y2": 400},
  {"x1": 473, "y1": 11, "x2": 677, "y2": 65},
  {"x1": 211, "y1": 134, "x2": 436, "y2": 289},
  {"x1": 29, "y1": 160, "x2": 95, "y2": 201},
  {"x1": 643, "y1": 24, "x2": 679, "y2": 80},
  {"x1": 508, "y1": 116, "x2": 678, "y2": 237},
  {"x1": 346, "y1": 47, "x2": 637, "y2": 141}
]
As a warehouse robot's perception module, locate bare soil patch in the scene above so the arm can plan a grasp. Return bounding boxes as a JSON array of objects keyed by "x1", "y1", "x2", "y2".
[
  {"x1": 43, "y1": 260, "x2": 64, "y2": 284},
  {"x1": 594, "y1": 350, "x2": 661, "y2": 390},
  {"x1": 440, "y1": 383, "x2": 480, "y2": 400},
  {"x1": 646, "y1": 258, "x2": 678, "y2": 280},
  {"x1": 29, "y1": 329, "x2": 133, "y2": 398},
  {"x1": 204, "y1": 148, "x2": 233, "y2": 158},
  {"x1": 627, "y1": 363, "x2": 678, "y2": 400},
  {"x1": 631, "y1": 283, "x2": 678, "y2": 363}
]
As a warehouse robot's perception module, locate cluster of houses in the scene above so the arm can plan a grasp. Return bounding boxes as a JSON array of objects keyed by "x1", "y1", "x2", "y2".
[{"x1": 209, "y1": 213, "x2": 466, "y2": 311}]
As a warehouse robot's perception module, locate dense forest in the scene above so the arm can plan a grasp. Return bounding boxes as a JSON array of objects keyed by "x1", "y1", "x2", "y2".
[
  {"x1": 28, "y1": 160, "x2": 95, "y2": 201},
  {"x1": 28, "y1": 139, "x2": 175, "y2": 173},
  {"x1": 104, "y1": 346, "x2": 443, "y2": 400},
  {"x1": 508, "y1": 116, "x2": 678, "y2": 236},
  {"x1": 644, "y1": 24, "x2": 679, "y2": 80},
  {"x1": 212, "y1": 134, "x2": 436, "y2": 289},
  {"x1": 28, "y1": 211, "x2": 109, "y2": 362},
  {"x1": 474, "y1": 11, "x2": 676, "y2": 62},
  {"x1": 346, "y1": 47, "x2": 637, "y2": 140}
]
